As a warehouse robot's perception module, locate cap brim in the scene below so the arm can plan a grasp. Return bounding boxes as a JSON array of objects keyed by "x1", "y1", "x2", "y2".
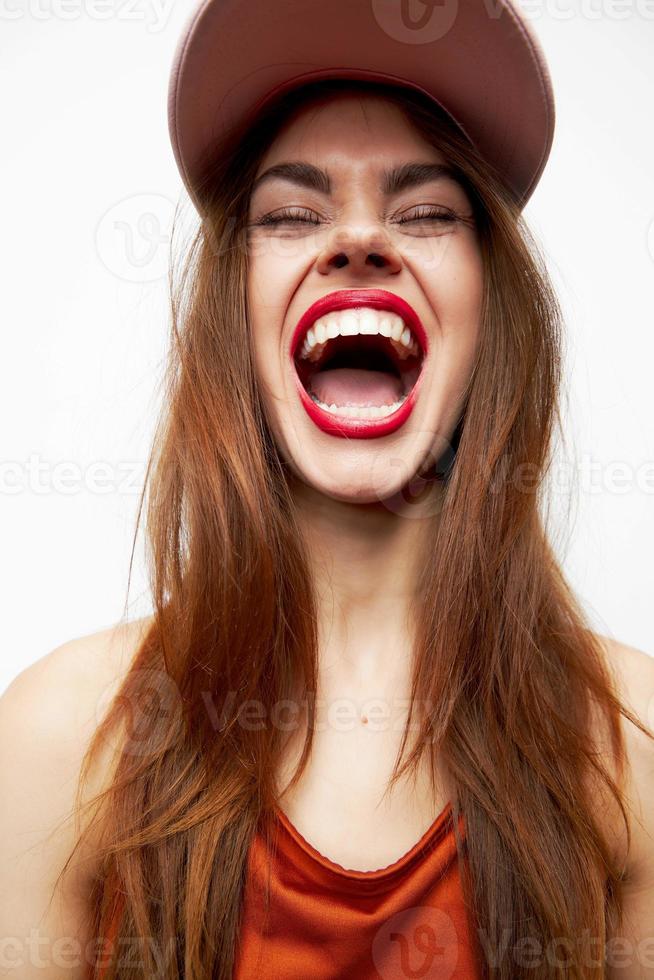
[{"x1": 168, "y1": 0, "x2": 555, "y2": 214}]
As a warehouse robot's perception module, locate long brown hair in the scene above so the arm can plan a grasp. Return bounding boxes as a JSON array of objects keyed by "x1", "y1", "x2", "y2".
[{"x1": 55, "y1": 78, "x2": 653, "y2": 979}]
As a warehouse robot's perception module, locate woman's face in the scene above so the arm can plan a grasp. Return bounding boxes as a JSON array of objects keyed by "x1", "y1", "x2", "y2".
[{"x1": 246, "y1": 92, "x2": 484, "y2": 503}]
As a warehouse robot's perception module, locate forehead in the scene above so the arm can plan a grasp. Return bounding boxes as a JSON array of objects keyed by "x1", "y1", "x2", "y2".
[{"x1": 254, "y1": 92, "x2": 447, "y2": 174}]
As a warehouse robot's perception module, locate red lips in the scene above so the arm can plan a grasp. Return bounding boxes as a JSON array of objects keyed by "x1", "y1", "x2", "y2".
[{"x1": 289, "y1": 288, "x2": 428, "y2": 439}]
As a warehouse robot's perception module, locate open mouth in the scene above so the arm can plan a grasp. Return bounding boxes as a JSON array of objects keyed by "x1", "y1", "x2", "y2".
[{"x1": 292, "y1": 308, "x2": 425, "y2": 422}]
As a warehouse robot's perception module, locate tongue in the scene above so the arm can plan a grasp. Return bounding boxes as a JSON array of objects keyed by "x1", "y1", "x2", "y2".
[{"x1": 309, "y1": 368, "x2": 404, "y2": 407}]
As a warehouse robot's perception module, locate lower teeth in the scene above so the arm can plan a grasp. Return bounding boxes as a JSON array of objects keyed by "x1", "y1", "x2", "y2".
[{"x1": 308, "y1": 393, "x2": 408, "y2": 419}]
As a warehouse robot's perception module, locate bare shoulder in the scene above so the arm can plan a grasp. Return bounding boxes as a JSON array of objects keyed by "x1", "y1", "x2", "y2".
[
  {"x1": 6, "y1": 614, "x2": 154, "y2": 701},
  {"x1": 594, "y1": 632, "x2": 654, "y2": 816},
  {"x1": 595, "y1": 632, "x2": 654, "y2": 720},
  {"x1": 593, "y1": 633, "x2": 654, "y2": 868},
  {"x1": 0, "y1": 614, "x2": 154, "y2": 792},
  {"x1": 0, "y1": 615, "x2": 154, "y2": 979}
]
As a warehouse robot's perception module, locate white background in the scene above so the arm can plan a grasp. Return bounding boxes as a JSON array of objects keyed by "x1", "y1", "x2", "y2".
[{"x1": 2, "y1": 0, "x2": 653, "y2": 694}]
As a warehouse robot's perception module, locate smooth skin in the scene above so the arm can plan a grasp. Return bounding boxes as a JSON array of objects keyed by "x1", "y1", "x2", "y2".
[
  {"x1": 246, "y1": 92, "x2": 483, "y2": 867},
  {"x1": 1, "y1": 94, "x2": 652, "y2": 978},
  {"x1": 1, "y1": 624, "x2": 652, "y2": 978}
]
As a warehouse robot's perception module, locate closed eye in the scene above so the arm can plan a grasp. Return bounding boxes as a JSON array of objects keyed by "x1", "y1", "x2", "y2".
[
  {"x1": 252, "y1": 205, "x2": 460, "y2": 227},
  {"x1": 253, "y1": 208, "x2": 322, "y2": 227},
  {"x1": 395, "y1": 206, "x2": 458, "y2": 224}
]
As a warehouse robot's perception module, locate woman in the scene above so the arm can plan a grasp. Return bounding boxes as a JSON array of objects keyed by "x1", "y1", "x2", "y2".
[{"x1": 2, "y1": 0, "x2": 653, "y2": 978}]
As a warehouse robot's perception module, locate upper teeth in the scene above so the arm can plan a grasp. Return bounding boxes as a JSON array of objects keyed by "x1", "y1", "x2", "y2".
[{"x1": 299, "y1": 308, "x2": 420, "y2": 363}]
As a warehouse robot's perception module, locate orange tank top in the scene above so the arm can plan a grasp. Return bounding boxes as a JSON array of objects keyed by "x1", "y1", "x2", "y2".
[
  {"x1": 92, "y1": 802, "x2": 481, "y2": 979},
  {"x1": 234, "y1": 800, "x2": 482, "y2": 979}
]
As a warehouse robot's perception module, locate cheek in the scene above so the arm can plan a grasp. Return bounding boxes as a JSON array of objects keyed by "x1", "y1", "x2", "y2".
[
  {"x1": 250, "y1": 322, "x2": 278, "y2": 402},
  {"x1": 247, "y1": 235, "x2": 307, "y2": 334},
  {"x1": 246, "y1": 269, "x2": 272, "y2": 395},
  {"x1": 247, "y1": 262, "x2": 292, "y2": 411},
  {"x1": 420, "y1": 239, "x2": 484, "y2": 401},
  {"x1": 432, "y1": 237, "x2": 484, "y2": 342},
  {"x1": 247, "y1": 238, "x2": 316, "y2": 391},
  {"x1": 247, "y1": 254, "x2": 280, "y2": 347},
  {"x1": 248, "y1": 233, "x2": 311, "y2": 297}
]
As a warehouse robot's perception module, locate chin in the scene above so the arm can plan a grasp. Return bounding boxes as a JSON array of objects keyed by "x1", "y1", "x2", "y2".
[{"x1": 279, "y1": 422, "x2": 439, "y2": 507}]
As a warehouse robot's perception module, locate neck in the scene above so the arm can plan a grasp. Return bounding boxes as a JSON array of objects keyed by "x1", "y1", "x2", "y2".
[{"x1": 289, "y1": 474, "x2": 443, "y2": 687}]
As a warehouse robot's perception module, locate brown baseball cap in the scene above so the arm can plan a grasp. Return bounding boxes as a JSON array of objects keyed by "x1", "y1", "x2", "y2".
[{"x1": 168, "y1": 0, "x2": 555, "y2": 215}]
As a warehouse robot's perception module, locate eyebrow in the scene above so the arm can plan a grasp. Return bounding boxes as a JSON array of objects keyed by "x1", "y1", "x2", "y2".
[{"x1": 250, "y1": 161, "x2": 464, "y2": 197}]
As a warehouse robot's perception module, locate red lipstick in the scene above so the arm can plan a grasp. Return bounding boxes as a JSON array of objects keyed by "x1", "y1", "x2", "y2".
[{"x1": 290, "y1": 288, "x2": 428, "y2": 440}]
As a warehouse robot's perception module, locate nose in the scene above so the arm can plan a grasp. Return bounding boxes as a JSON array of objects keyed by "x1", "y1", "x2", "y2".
[{"x1": 315, "y1": 217, "x2": 403, "y2": 277}]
